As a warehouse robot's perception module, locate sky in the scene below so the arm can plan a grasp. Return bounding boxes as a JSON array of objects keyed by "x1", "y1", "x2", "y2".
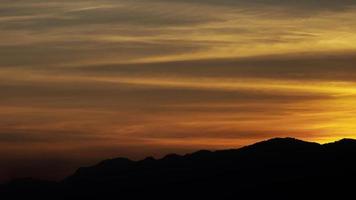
[{"x1": 1, "y1": 0, "x2": 356, "y2": 182}]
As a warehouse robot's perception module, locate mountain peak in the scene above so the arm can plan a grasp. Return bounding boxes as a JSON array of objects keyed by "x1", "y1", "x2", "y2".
[
  {"x1": 242, "y1": 137, "x2": 321, "y2": 152},
  {"x1": 324, "y1": 138, "x2": 356, "y2": 151},
  {"x1": 324, "y1": 138, "x2": 356, "y2": 145},
  {"x1": 97, "y1": 157, "x2": 133, "y2": 166},
  {"x1": 263, "y1": 137, "x2": 310, "y2": 143},
  {"x1": 335, "y1": 138, "x2": 356, "y2": 143},
  {"x1": 162, "y1": 153, "x2": 181, "y2": 160}
]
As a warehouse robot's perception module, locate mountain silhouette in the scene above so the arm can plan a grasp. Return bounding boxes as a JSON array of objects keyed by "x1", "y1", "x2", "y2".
[{"x1": 1, "y1": 137, "x2": 356, "y2": 199}]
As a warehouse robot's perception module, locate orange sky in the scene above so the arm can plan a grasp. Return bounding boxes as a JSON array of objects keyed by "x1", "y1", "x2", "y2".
[{"x1": 1, "y1": 0, "x2": 356, "y2": 181}]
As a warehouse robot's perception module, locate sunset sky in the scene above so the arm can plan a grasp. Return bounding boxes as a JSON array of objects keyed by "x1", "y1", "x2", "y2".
[{"x1": 1, "y1": 0, "x2": 356, "y2": 181}]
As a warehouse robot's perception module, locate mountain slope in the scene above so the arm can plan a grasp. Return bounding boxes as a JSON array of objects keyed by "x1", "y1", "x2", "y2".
[{"x1": 2, "y1": 138, "x2": 356, "y2": 199}]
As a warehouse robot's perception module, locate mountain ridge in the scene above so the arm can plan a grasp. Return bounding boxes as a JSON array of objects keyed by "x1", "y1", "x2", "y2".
[
  {"x1": 2, "y1": 137, "x2": 356, "y2": 199},
  {"x1": 66, "y1": 137, "x2": 327, "y2": 180}
]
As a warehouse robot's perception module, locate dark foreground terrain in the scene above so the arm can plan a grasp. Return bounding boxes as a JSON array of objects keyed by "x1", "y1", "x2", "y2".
[{"x1": 1, "y1": 138, "x2": 356, "y2": 199}]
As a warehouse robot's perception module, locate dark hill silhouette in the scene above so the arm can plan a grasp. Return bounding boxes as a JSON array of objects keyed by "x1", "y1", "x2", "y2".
[{"x1": 2, "y1": 137, "x2": 356, "y2": 199}]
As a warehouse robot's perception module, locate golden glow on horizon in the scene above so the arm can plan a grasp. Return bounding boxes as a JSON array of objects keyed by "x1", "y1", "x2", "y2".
[{"x1": 1, "y1": 69, "x2": 356, "y2": 145}]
